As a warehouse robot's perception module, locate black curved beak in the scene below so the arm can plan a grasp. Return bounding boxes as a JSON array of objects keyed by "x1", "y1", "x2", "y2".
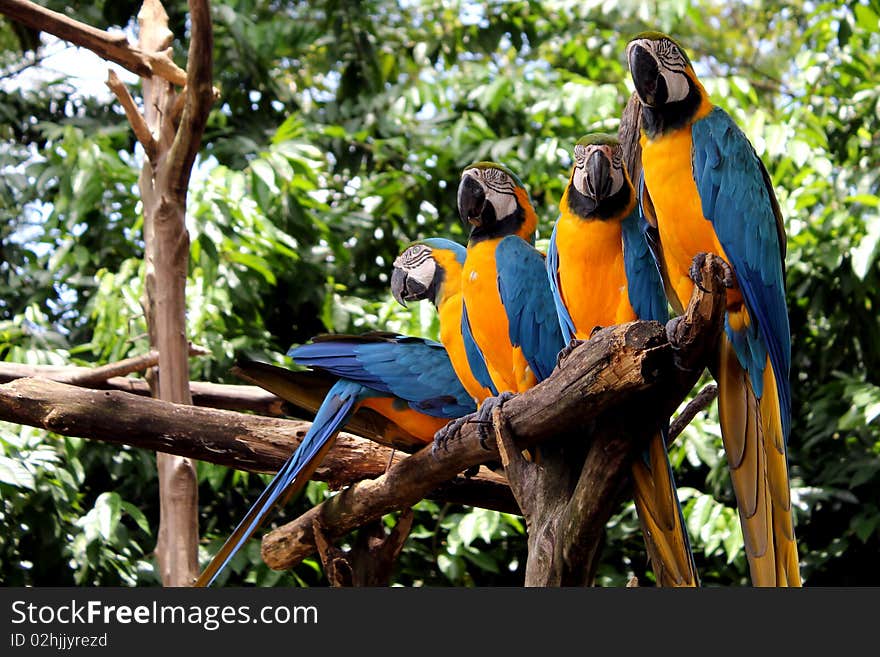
[
  {"x1": 391, "y1": 267, "x2": 410, "y2": 306},
  {"x1": 390, "y1": 267, "x2": 428, "y2": 307},
  {"x1": 628, "y1": 43, "x2": 663, "y2": 107},
  {"x1": 587, "y1": 150, "x2": 612, "y2": 201},
  {"x1": 457, "y1": 174, "x2": 487, "y2": 227}
]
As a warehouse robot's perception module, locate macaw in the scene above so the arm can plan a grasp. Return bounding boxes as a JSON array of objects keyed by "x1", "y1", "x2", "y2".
[
  {"x1": 391, "y1": 237, "x2": 496, "y2": 405},
  {"x1": 455, "y1": 162, "x2": 564, "y2": 404},
  {"x1": 546, "y1": 133, "x2": 697, "y2": 587},
  {"x1": 194, "y1": 333, "x2": 475, "y2": 587},
  {"x1": 627, "y1": 32, "x2": 800, "y2": 586}
]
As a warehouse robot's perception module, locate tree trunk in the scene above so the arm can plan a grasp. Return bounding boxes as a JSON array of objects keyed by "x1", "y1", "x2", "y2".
[{"x1": 135, "y1": 0, "x2": 214, "y2": 587}]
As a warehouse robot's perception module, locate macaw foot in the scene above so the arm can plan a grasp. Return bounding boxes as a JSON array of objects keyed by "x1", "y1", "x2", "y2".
[
  {"x1": 689, "y1": 252, "x2": 736, "y2": 292},
  {"x1": 473, "y1": 391, "x2": 517, "y2": 449},
  {"x1": 433, "y1": 414, "x2": 473, "y2": 454},
  {"x1": 433, "y1": 392, "x2": 517, "y2": 454},
  {"x1": 555, "y1": 337, "x2": 586, "y2": 369}
]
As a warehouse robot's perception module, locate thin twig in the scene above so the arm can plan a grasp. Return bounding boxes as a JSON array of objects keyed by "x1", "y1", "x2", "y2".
[
  {"x1": 668, "y1": 384, "x2": 718, "y2": 442},
  {"x1": 106, "y1": 69, "x2": 158, "y2": 162},
  {"x1": 0, "y1": 52, "x2": 47, "y2": 80},
  {"x1": 61, "y1": 344, "x2": 209, "y2": 387}
]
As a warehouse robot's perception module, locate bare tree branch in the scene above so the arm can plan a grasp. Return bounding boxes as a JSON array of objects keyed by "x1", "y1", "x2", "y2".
[
  {"x1": 313, "y1": 509, "x2": 414, "y2": 586},
  {"x1": 0, "y1": 0, "x2": 188, "y2": 85},
  {"x1": 61, "y1": 344, "x2": 208, "y2": 387},
  {"x1": 136, "y1": 0, "x2": 214, "y2": 587},
  {"x1": 165, "y1": 0, "x2": 214, "y2": 196},
  {"x1": 105, "y1": 70, "x2": 158, "y2": 161},
  {"x1": 0, "y1": 376, "x2": 516, "y2": 513},
  {"x1": 669, "y1": 384, "x2": 718, "y2": 442},
  {"x1": 0, "y1": 362, "x2": 288, "y2": 416}
]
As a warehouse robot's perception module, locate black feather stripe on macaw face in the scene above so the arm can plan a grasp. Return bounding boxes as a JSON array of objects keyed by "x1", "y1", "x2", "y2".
[
  {"x1": 458, "y1": 167, "x2": 517, "y2": 228},
  {"x1": 391, "y1": 244, "x2": 439, "y2": 306}
]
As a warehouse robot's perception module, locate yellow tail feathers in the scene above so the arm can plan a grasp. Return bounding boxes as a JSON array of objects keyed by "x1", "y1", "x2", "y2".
[
  {"x1": 717, "y1": 336, "x2": 801, "y2": 586},
  {"x1": 631, "y1": 431, "x2": 698, "y2": 587}
]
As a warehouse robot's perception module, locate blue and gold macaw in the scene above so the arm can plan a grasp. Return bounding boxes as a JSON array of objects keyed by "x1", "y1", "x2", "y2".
[
  {"x1": 391, "y1": 237, "x2": 495, "y2": 406},
  {"x1": 546, "y1": 133, "x2": 697, "y2": 587},
  {"x1": 454, "y1": 163, "x2": 564, "y2": 421},
  {"x1": 627, "y1": 32, "x2": 800, "y2": 586},
  {"x1": 194, "y1": 333, "x2": 475, "y2": 587}
]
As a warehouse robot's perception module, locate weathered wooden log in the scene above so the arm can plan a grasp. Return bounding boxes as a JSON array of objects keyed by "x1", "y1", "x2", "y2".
[
  {"x1": 0, "y1": 362, "x2": 289, "y2": 417},
  {"x1": 0, "y1": 377, "x2": 516, "y2": 513}
]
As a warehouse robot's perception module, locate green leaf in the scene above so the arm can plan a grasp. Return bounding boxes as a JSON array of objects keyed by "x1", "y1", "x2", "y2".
[
  {"x1": 250, "y1": 159, "x2": 279, "y2": 194},
  {"x1": 722, "y1": 520, "x2": 745, "y2": 564},
  {"x1": 854, "y1": 4, "x2": 879, "y2": 32},
  {"x1": 121, "y1": 501, "x2": 152, "y2": 536},
  {"x1": 437, "y1": 554, "x2": 464, "y2": 583},
  {"x1": 457, "y1": 511, "x2": 479, "y2": 547},
  {"x1": 0, "y1": 456, "x2": 35, "y2": 489},
  {"x1": 94, "y1": 492, "x2": 122, "y2": 541},
  {"x1": 462, "y1": 548, "x2": 500, "y2": 574},
  {"x1": 851, "y1": 212, "x2": 880, "y2": 279},
  {"x1": 226, "y1": 251, "x2": 278, "y2": 285}
]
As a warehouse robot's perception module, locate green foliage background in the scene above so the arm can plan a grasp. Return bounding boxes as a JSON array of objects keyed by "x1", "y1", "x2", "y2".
[{"x1": 1, "y1": 0, "x2": 878, "y2": 586}]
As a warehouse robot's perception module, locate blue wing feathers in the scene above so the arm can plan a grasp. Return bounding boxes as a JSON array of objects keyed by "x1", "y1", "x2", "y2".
[
  {"x1": 289, "y1": 335, "x2": 475, "y2": 418},
  {"x1": 621, "y1": 208, "x2": 669, "y2": 324},
  {"x1": 461, "y1": 304, "x2": 499, "y2": 396},
  {"x1": 546, "y1": 222, "x2": 577, "y2": 343},
  {"x1": 495, "y1": 235, "x2": 565, "y2": 382},
  {"x1": 692, "y1": 107, "x2": 791, "y2": 438}
]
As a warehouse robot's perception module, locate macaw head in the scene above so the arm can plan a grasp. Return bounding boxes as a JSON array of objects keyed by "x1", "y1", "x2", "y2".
[
  {"x1": 626, "y1": 32, "x2": 706, "y2": 135},
  {"x1": 564, "y1": 134, "x2": 635, "y2": 221},
  {"x1": 391, "y1": 237, "x2": 466, "y2": 308},
  {"x1": 457, "y1": 162, "x2": 537, "y2": 243}
]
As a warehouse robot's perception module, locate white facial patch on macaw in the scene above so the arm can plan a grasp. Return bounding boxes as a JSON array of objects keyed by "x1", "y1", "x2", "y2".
[
  {"x1": 393, "y1": 244, "x2": 436, "y2": 288},
  {"x1": 464, "y1": 167, "x2": 518, "y2": 221},
  {"x1": 655, "y1": 38, "x2": 691, "y2": 103}
]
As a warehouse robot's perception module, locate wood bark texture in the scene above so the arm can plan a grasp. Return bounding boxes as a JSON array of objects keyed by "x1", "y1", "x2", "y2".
[
  {"x1": 0, "y1": 376, "x2": 516, "y2": 513},
  {"x1": 136, "y1": 0, "x2": 214, "y2": 586}
]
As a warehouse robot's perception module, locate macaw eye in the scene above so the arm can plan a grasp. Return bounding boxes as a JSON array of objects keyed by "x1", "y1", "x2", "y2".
[
  {"x1": 611, "y1": 146, "x2": 623, "y2": 171},
  {"x1": 656, "y1": 38, "x2": 688, "y2": 72},
  {"x1": 573, "y1": 144, "x2": 588, "y2": 169},
  {"x1": 479, "y1": 168, "x2": 515, "y2": 195},
  {"x1": 395, "y1": 244, "x2": 432, "y2": 271}
]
